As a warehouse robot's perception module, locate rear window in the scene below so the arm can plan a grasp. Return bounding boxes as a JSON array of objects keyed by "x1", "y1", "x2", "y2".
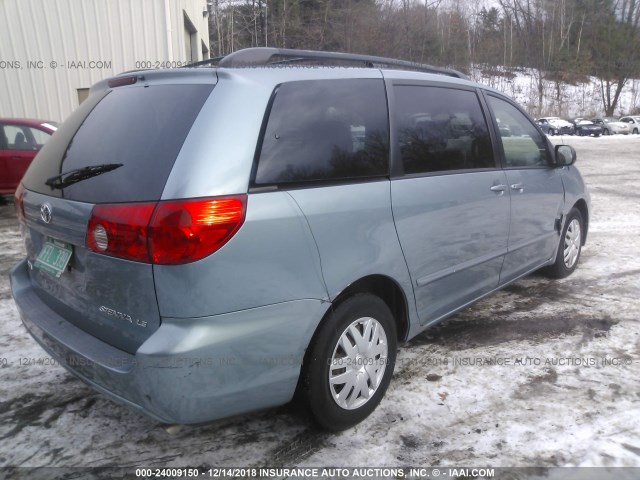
[
  {"x1": 23, "y1": 84, "x2": 213, "y2": 203},
  {"x1": 254, "y1": 79, "x2": 389, "y2": 186}
]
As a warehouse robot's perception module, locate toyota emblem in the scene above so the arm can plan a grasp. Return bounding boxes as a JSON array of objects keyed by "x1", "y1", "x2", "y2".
[{"x1": 40, "y1": 203, "x2": 53, "y2": 224}]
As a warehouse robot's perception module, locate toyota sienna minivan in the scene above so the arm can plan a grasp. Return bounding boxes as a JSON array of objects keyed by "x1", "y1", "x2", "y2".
[{"x1": 10, "y1": 48, "x2": 590, "y2": 431}]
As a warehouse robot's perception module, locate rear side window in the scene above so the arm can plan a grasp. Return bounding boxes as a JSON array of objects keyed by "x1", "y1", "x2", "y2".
[
  {"x1": 27, "y1": 84, "x2": 213, "y2": 203},
  {"x1": 394, "y1": 86, "x2": 495, "y2": 175},
  {"x1": 254, "y1": 79, "x2": 389, "y2": 185}
]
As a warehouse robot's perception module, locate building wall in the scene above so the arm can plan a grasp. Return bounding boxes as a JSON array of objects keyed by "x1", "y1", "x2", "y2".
[{"x1": 0, "y1": 0, "x2": 211, "y2": 122}]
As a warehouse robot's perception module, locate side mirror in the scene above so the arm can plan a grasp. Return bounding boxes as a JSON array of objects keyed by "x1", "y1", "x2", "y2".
[{"x1": 555, "y1": 144, "x2": 576, "y2": 166}]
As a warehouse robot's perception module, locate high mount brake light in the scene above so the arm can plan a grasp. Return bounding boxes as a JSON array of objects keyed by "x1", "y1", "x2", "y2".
[
  {"x1": 86, "y1": 195, "x2": 247, "y2": 265},
  {"x1": 108, "y1": 76, "x2": 139, "y2": 88}
]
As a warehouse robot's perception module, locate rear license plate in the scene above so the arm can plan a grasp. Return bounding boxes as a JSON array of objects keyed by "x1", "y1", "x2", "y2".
[{"x1": 34, "y1": 238, "x2": 73, "y2": 278}]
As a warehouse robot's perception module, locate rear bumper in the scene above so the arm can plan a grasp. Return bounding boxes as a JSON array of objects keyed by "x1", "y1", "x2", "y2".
[{"x1": 10, "y1": 259, "x2": 326, "y2": 424}]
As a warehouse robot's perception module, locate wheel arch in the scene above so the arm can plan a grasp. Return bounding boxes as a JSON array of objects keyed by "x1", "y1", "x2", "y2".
[
  {"x1": 573, "y1": 198, "x2": 589, "y2": 245},
  {"x1": 309, "y1": 274, "x2": 411, "y2": 349}
]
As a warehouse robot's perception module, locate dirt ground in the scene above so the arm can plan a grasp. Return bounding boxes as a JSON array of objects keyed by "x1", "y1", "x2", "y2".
[{"x1": 0, "y1": 136, "x2": 639, "y2": 472}]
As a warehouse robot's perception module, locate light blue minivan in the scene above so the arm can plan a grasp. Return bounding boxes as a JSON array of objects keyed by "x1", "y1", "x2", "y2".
[{"x1": 10, "y1": 48, "x2": 590, "y2": 431}]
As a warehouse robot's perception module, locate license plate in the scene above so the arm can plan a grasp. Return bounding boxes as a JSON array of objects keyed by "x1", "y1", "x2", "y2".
[{"x1": 34, "y1": 238, "x2": 73, "y2": 278}]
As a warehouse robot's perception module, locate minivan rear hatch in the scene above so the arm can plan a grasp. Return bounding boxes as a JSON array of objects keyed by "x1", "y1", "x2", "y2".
[{"x1": 18, "y1": 74, "x2": 215, "y2": 354}]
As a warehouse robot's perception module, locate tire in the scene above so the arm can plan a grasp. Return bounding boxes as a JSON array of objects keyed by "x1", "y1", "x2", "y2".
[
  {"x1": 548, "y1": 129, "x2": 555, "y2": 136},
  {"x1": 634, "y1": 128, "x2": 638, "y2": 135},
  {"x1": 603, "y1": 129, "x2": 609, "y2": 135},
  {"x1": 543, "y1": 208, "x2": 584, "y2": 279},
  {"x1": 302, "y1": 293, "x2": 397, "y2": 431}
]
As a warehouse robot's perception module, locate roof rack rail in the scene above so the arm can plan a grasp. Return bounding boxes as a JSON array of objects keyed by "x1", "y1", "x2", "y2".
[
  {"x1": 181, "y1": 56, "x2": 225, "y2": 68},
  {"x1": 211, "y1": 47, "x2": 467, "y2": 80}
]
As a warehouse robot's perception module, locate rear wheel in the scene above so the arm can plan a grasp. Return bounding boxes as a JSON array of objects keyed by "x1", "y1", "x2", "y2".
[
  {"x1": 548, "y1": 128, "x2": 555, "y2": 136},
  {"x1": 302, "y1": 293, "x2": 397, "y2": 431},
  {"x1": 603, "y1": 128, "x2": 610, "y2": 135},
  {"x1": 543, "y1": 208, "x2": 584, "y2": 279},
  {"x1": 634, "y1": 128, "x2": 638, "y2": 135}
]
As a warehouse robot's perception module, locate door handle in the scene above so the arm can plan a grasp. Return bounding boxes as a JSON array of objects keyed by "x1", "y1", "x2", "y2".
[
  {"x1": 511, "y1": 183, "x2": 524, "y2": 191},
  {"x1": 490, "y1": 184, "x2": 507, "y2": 192}
]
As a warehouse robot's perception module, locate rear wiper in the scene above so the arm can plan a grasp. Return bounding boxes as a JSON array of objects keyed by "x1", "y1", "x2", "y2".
[{"x1": 45, "y1": 163, "x2": 123, "y2": 189}]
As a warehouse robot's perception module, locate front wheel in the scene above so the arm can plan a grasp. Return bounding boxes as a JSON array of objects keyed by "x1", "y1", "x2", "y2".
[
  {"x1": 603, "y1": 128, "x2": 609, "y2": 135},
  {"x1": 543, "y1": 208, "x2": 584, "y2": 279},
  {"x1": 634, "y1": 128, "x2": 638, "y2": 135},
  {"x1": 548, "y1": 128, "x2": 555, "y2": 136},
  {"x1": 302, "y1": 293, "x2": 397, "y2": 431}
]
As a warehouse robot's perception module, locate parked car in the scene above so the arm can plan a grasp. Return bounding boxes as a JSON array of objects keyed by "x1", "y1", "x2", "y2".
[
  {"x1": 536, "y1": 117, "x2": 575, "y2": 135},
  {"x1": 573, "y1": 120, "x2": 603, "y2": 137},
  {"x1": 592, "y1": 117, "x2": 630, "y2": 135},
  {"x1": 0, "y1": 119, "x2": 57, "y2": 195},
  {"x1": 619, "y1": 116, "x2": 640, "y2": 134},
  {"x1": 10, "y1": 48, "x2": 590, "y2": 431}
]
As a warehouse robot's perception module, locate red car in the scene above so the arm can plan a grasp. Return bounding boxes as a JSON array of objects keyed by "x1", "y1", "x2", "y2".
[{"x1": 0, "y1": 118, "x2": 58, "y2": 195}]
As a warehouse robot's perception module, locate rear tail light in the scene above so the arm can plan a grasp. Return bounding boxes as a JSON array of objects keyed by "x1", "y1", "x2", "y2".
[
  {"x1": 87, "y1": 203, "x2": 156, "y2": 262},
  {"x1": 14, "y1": 183, "x2": 26, "y2": 224},
  {"x1": 149, "y1": 196, "x2": 246, "y2": 264},
  {"x1": 86, "y1": 195, "x2": 247, "y2": 265}
]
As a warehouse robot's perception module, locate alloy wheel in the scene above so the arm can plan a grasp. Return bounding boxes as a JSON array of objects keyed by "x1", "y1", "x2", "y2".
[{"x1": 563, "y1": 218, "x2": 581, "y2": 269}]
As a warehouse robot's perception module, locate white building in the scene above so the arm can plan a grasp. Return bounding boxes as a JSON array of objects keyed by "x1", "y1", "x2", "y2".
[{"x1": 0, "y1": 0, "x2": 211, "y2": 122}]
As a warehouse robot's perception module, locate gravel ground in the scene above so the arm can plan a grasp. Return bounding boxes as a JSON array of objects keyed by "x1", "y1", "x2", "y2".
[{"x1": 0, "y1": 136, "x2": 639, "y2": 472}]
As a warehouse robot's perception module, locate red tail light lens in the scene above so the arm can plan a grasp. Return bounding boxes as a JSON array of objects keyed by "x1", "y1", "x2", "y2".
[
  {"x1": 149, "y1": 196, "x2": 247, "y2": 265},
  {"x1": 14, "y1": 183, "x2": 26, "y2": 224},
  {"x1": 86, "y1": 195, "x2": 247, "y2": 265},
  {"x1": 87, "y1": 203, "x2": 156, "y2": 262}
]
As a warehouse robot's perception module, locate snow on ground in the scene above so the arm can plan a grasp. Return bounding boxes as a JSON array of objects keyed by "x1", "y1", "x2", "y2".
[
  {"x1": 470, "y1": 66, "x2": 640, "y2": 118},
  {"x1": 0, "y1": 136, "x2": 639, "y2": 473}
]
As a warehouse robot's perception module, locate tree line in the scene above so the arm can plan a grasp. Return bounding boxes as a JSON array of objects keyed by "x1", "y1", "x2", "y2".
[{"x1": 208, "y1": 0, "x2": 640, "y2": 116}]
